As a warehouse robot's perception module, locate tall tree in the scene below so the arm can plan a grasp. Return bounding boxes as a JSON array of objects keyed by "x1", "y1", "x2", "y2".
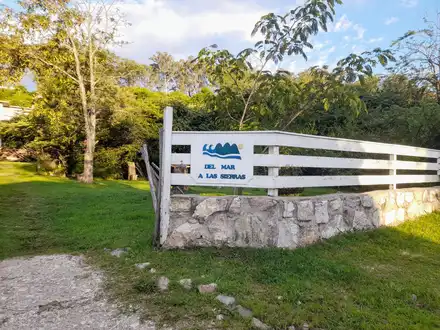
[
  {"x1": 1, "y1": 0, "x2": 127, "y2": 183},
  {"x1": 392, "y1": 11, "x2": 440, "y2": 104}
]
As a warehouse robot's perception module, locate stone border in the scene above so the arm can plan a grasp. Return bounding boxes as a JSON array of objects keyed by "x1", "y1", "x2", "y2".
[{"x1": 164, "y1": 187, "x2": 440, "y2": 249}]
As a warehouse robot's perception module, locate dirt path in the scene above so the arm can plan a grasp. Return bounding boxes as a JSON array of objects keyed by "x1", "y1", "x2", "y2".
[{"x1": 0, "y1": 255, "x2": 156, "y2": 330}]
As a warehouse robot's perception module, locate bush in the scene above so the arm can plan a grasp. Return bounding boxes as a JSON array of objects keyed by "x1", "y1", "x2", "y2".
[{"x1": 94, "y1": 145, "x2": 140, "y2": 179}]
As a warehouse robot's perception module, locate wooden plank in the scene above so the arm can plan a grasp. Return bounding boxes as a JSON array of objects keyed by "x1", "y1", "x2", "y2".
[
  {"x1": 171, "y1": 173, "x2": 439, "y2": 188},
  {"x1": 172, "y1": 131, "x2": 440, "y2": 158},
  {"x1": 159, "y1": 107, "x2": 173, "y2": 245},
  {"x1": 253, "y1": 154, "x2": 438, "y2": 170},
  {"x1": 140, "y1": 144, "x2": 158, "y2": 214},
  {"x1": 267, "y1": 146, "x2": 279, "y2": 197},
  {"x1": 171, "y1": 153, "x2": 191, "y2": 165},
  {"x1": 172, "y1": 153, "x2": 437, "y2": 171}
]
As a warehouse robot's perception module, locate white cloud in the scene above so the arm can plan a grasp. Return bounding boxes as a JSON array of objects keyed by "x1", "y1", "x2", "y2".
[
  {"x1": 400, "y1": 0, "x2": 418, "y2": 8},
  {"x1": 116, "y1": 0, "x2": 270, "y2": 62},
  {"x1": 385, "y1": 17, "x2": 399, "y2": 25},
  {"x1": 353, "y1": 24, "x2": 366, "y2": 40},
  {"x1": 327, "y1": 46, "x2": 336, "y2": 53},
  {"x1": 334, "y1": 15, "x2": 353, "y2": 32},
  {"x1": 368, "y1": 37, "x2": 384, "y2": 43}
]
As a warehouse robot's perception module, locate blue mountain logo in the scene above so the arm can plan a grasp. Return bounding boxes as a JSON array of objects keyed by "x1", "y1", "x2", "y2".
[{"x1": 203, "y1": 143, "x2": 241, "y2": 160}]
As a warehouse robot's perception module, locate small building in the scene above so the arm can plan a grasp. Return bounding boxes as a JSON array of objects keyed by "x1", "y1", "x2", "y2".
[{"x1": 0, "y1": 101, "x2": 31, "y2": 121}]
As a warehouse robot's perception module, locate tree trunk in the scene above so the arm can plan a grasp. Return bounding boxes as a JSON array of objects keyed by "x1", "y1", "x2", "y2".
[{"x1": 81, "y1": 113, "x2": 96, "y2": 183}]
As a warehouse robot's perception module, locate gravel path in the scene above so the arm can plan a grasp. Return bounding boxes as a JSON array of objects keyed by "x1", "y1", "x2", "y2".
[{"x1": 0, "y1": 255, "x2": 156, "y2": 330}]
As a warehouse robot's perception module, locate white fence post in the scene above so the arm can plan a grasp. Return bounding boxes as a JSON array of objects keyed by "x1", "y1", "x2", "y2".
[
  {"x1": 389, "y1": 154, "x2": 397, "y2": 190},
  {"x1": 159, "y1": 107, "x2": 173, "y2": 245},
  {"x1": 438, "y1": 158, "x2": 440, "y2": 176},
  {"x1": 268, "y1": 146, "x2": 279, "y2": 197}
]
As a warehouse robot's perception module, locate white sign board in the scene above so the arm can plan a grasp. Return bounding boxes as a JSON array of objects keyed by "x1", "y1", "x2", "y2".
[{"x1": 190, "y1": 136, "x2": 253, "y2": 186}]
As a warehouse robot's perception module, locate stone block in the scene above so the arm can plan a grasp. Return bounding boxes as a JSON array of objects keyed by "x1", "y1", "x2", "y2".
[
  {"x1": 361, "y1": 196, "x2": 374, "y2": 208},
  {"x1": 229, "y1": 197, "x2": 241, "y2": 214},
  {"x1": 315, "y1": 201, "x2": 329, "y2": 224},
  {"x1": 277, "y1": 218, "x2": 299, "y2": 249},
  {"x1": 297, "y1": 200, "x2": 314, "y2": 221},
  {"x1": 170, "y1": 197, "x2": 192, "y2": 212},
  {"x1": 320, "y1": 214, "x2": 345, "y2": 239},
  {"x1": 165, "y1": 222, "x2": 212, "y2": 248},
  {"x1": 396, "y1": 208, "x2": 405, "y2": 222},
  {"x1": 396, "y1": 192, "x2": 405, "y2": 207},
  {"x1": 206, "y1": 213, "x2": 235, "y2": 246},
  {"x1": 283, "y1": 201, "x2": 296, "y2": 218},
  {"x1": 353, "y1": 210, "x2": 371, "y2": 230},
  {"x1": 407, "y1": 203, "x2": 424, "y2": 219},
  {"x1": 414, "y1": 190, "x2": 423, "y2": 202},
  {"x1": 344, "y1": 197, "x2": 361, "y2": 209},
  {"x1": 329, "y1": 198, "x2": 342, "y2": 212},
  {"x1": 193, "y1": 198, "x2": 229, "y2": 222},
  {"x1": 429, "y1": 190, "x2": 437, "y2": 202},
  {"x1": 384, "y1": 210, "x2": 396, "y2": 226},
  {"x1": 405, "y1": 192, "x2": 414, "y2": 204},
  {"x1": 424, "y1": 203, "x2": 433, "y2": 213},
  {"x1": 423, "y1": 190, "x2": 429, "y2": 202}
]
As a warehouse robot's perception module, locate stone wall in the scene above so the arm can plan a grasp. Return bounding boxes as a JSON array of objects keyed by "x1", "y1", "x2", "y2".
[{"x1": 163, "y1": 187, "x2": 440, "y2": 249}]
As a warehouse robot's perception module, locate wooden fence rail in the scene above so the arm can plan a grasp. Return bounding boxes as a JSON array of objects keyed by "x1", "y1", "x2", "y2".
[{"x1": 156, "y1": 107, "x2": 440, "y2": 244}]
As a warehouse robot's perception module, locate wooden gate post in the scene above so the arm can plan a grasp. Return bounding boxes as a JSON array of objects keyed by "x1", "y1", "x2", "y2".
[{"x1": 159, "y1": 107, "x2": 173, "y2": 245}]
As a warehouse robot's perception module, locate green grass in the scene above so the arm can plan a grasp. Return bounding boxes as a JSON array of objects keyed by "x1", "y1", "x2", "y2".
[{"x1": 2, "y1": 161, "x2": 440, "y2": 329}]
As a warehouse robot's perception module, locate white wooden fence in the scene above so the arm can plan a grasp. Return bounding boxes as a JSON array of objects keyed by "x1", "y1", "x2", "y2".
[{"x1": 157, "y1": 107, "x2": 440, "y2": 244}]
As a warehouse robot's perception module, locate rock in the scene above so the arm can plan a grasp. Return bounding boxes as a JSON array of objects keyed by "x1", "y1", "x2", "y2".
[
  {"x1": 315, "y1": 201, "x2": 329, "y2": 224},
  {"x1": 361, "y1": 196, "x2": 374, "y2": 208},
  {"x1": 135, "y1": 262, "x2": 151, "y2": 270},
  {"x1": 149, "y1": 268, "x2": 156, "y2": 273},
  {"x1": 297, "y1": 200, "x2": 314, "y2": 221},
  {"x1": 329, "y1": 198, "x2": 342, "y2": 211},
  {"x1": 277, "y1": 296, "x2": 283, "y2": 300},
  {"x1": 303, "y1": 323, "x2": 309, "y2": 330},
  {"x1": 277, "y1": 219, "x2": 299, "y2": 249},
  {"x1": 206, "y1": 213, "x2": 234, "y2": 246},
  {"x1": 193, "y1": 198, "x2": 229, "y2": 221},
  {"x1": 157, "y1": 276, "x2": 169, "y2": 291},
  {"x1": 384, "y1": 210, "x2": 396, "y2": 225},
  {"x1": 396, "y1": 192, "x2": 405, "y2": 207},
  {"x1": 405, "y1": 192, "x2": 414, "y2": 203},
  {"x1": 170, "y1": 196, "x2": 192, "y2": 212},
  {"x1": 216, "y1": 295, "x2": 235, "y2": 307},
  {"x1": 411, "y1": 294, "x2": 417, "y2": 302},
  {"x1": 353, "y1": 210, "x2": 371, "y2": 230},
  {"x1": 110, "y1": 248, "x2": 129, "y2": 257},
  {"x1": 396, "y1": 208, "x2": 405, "y2": 222},
  {"x1": 165, "y1": 222, "x2": 212, "y2": 248},
  {"x1": 216, "y1": 314, "x2": 225, "y2": 321},
  {"x1": 252, "y1": 317, "x2": 271, "y2": 330},
  {"x1": 229, "y1": 197, "x2": 241, "y2": 214},
  {"x1": 414, "y1": 190, "x2": 423, "y2": 202},
  {"x1": 283, "y1": 201, "x2": 296, "y2": 218},
  {"x1": 103, "y1": 248, "x2": 111, "y2": 252},
  {"x1": 236, "y1": 305, "x2": 252, "y2": 318},
  {"x1": 288, "y1": 327, "x2": 296, "y2": 330},
  {"x1": 198, "y1": 283, "x2": 217, "y2": 293},
  {"x1": 179, "y1": 278, "x2": 192, "y2": 290}
]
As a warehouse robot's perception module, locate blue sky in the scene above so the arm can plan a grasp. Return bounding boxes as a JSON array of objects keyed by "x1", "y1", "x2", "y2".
[{"x1": 4, "y1": 0, "x2": 440, "y2": 89}]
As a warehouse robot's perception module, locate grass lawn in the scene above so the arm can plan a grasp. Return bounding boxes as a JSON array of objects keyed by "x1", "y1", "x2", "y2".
[{"x1": 2, "y1": 161, "x2": 440, "y2": 329}]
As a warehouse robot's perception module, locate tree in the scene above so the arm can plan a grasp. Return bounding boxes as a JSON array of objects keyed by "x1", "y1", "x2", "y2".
[
  {"x1": 392, "y1": 11, "x2": 440, "y2": 104},
  {"x1": 1, "y1": 0, "x2": 127, "y2": 183}
]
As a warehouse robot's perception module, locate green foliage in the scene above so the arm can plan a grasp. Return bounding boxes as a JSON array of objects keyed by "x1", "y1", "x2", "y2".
[{"x1": 0, "y1": 86, "x2": 34, "y2": 107}]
